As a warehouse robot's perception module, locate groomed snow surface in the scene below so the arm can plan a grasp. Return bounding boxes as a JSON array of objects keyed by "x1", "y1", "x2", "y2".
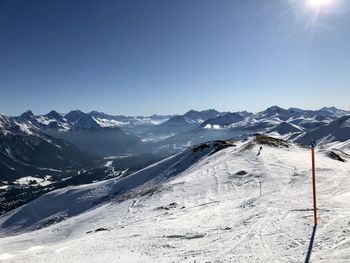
[{"x1": 0, "y1": 138, "x2": 349, "y2": 262}]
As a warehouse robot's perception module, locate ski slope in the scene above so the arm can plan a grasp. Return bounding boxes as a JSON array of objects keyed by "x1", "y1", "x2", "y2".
[{"x1": 0, "y1": 137, "x2": 349, "y2": 262}]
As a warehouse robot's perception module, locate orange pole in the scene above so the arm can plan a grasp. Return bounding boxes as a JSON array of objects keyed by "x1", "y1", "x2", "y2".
[{"x1": 311, "y1": 145, "x2": 317, "y2": 225}]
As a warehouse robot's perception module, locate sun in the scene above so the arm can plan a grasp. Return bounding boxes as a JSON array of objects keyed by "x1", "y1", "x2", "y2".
[{"x1": 307, "y1": 0, "x2": 333, "y2": 7}]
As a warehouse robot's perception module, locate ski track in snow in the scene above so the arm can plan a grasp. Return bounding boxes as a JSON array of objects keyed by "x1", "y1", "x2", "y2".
[{"x1": 0, "y1": 140, "x2": 349, "y2": 262}]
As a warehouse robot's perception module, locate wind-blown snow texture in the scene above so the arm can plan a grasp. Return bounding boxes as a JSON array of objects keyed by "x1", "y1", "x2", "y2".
[{"x1": 0, "y1": 137, "x2": 349, "y2": 262}]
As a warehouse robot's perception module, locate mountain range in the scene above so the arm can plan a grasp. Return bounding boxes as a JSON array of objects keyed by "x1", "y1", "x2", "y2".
[
  {"x1": 6, "y1": 106, "x2": 349, "y2": 152},
  {"x1": 1, "y1": 106, "x2": 349, "y2": 216},
  {"x1": 2, "y1": 106, "x2": 350, "y2": 158}
]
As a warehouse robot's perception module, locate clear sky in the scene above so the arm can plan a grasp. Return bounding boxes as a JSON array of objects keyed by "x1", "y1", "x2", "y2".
[{"x1": 0, "y1": 0, "x2": 349, "y2": 116}]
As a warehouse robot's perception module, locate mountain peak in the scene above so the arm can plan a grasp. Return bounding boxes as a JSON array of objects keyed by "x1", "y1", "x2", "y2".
[
  {"x1": 264, "y1": 106, "x2": 284, "y2": 112},
  {"x1": 68, "y1": 109, "x2": 84, "y2": 114},
  {"x1": 89, "y1": 110, "x2": 103, "y2": 115},
  {"x1": 287, "y1": 107, "x2": 304, "y2": 113},
  {"x1": 88, "y1": 111, "x2": 113, "y2": 120},
  {"x1": 184, "y1": 109, "x2": 199, "y2": 115},
  {"x1": 65, "y1": 110, "x2": 85, "y2": 123},
  {"x1": 320, "y1": 107, "x2": 350, "y2": 118},
  {"x1": 45, "y1": 110, "x2": 61, "y2": 119},
  {"x1": 20, "y1": 110, "x2": 35, "y2": 119},
  {"x1": 183, "y1": 109, "x2": 220, "y2": 121},
  {"x1": 320, "y1": 106, "x2": 345, "y2": 113},
  {"x1": 320, "y1": 106, "x2": 338, "y2": 111}
]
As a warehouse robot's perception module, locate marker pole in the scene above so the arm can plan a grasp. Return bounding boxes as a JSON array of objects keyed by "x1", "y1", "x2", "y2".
[{"x1": 311, "y1": 142, "x2": 317, "y2": 225}]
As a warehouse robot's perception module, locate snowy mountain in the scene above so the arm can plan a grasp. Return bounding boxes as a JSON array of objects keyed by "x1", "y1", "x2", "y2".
[
  {"x1": 160, "y1": 109, "x2": 226, "y2": 128},
  {"x1": 267, "y1": 122, "x2": 303, "y2": 136},
  {"x1": 12, "y1": 109, "x2": 170, "y2": 132},
  {"x1": 201, "y1": 112, "x2": 249, "y2": 129},
  {"x1": 319, "y1": 106, "x2": 350, "y2": 118},
  {"x1": 0, "y1": 135, "x2": 349, "y2": 262},
  {"x1": 296, "y1": 115, "x2": 350, "y2": 146},
  {"x1": 10, "y1": 109, "x2": 241, "y2": 156},
  {"x1": 5, "y1": 106, "x2": 350, "y2": 156},
  {"x1": 3, "y1": 106, "x2": 349, "y2": 218},
  {"x1": 130, "y1": 109, "x2": 231, "y2": 146},
  {"x1": 0, "y1": 114, "x2": 101, "y2": 214},
  {"x1": 244, "y1": 106, "x2": 336, "y2": 131},
  {"x1": 0, "y1": 112, "x2": 166, "y2": 215},
  {"x1": 0, "y1": 114, "x2": 94, "y2": 180},
  {"x1": 199, "y1": 106, "x2": 346, "y2": 140},
  {"x1": 88, "y1": 111, "x2": 171, "y2": 127},
  {"x1": 12, "y1": 110, "x2": 144, "y2": 156},
  {"x1": 182, "y1": 109, "x2": 226, "y2": 122},
  {"x1": 255, "y1": 106, "x2": 343, "y2": 121}
]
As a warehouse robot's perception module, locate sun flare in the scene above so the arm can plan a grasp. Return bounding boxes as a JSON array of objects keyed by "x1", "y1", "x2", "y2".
[{"x1": 307, "y1": 0, "x2": 333, "y2": 7}]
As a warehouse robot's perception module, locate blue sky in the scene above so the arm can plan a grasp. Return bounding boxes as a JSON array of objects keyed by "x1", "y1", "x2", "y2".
[{"x1": 0, "y1": 0, "x2": 349, "y2": 116}]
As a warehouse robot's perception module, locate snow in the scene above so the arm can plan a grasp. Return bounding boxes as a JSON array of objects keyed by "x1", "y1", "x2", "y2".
[
  {"x1": 92, "y1": 117, "x2": 129, "y2": 127},
  {"x1": 203, "y1": 124, "x2": 224, "y2": 130},
  {"x1": 14, "y1": 176, "x2": 52, "y2": 186},
  {"x1": 37, "y1": 167, "x2": 62, "y2": 172},
  {"x1": 141, "y1": 133, "x2": 175, "y2": 142},
  {"x1": 133, "y1": 117, "x2": 169, "y2": 126},
  {"x1": 103, "y1": 155, "x2": 130, "y2": 160},
  {"x1": 104, "y1": 161, "x2": 113, "y2": 167},
  {"x1": 0, "y1": 161, "x2": 15, "y2": 171},
  {"x1": 36, "y1": 116, "x2": 57, "y2": 126},
  {"x1": 340, "y1": 117, "x2": 350, "y2": 128},
  {"x1": 38, "y1": 136, "x2": 63, "y2": 148},
  {"x1": 0, "y1": 142, "x2": 223, "y2": 234},
  {"x1": 4, "y1": 148, "x2": 12, "y2": 157},
  {"x1": 320, "y1": 107, "x2": 350, "y2": 118},
  {"x1": 325, "y1": 140, "x2": 350, "y2": 154},
  {"x1": 0, "y1": 138, "x2": 349, "y2": 262},
  {"x1": 296, "y1": 115, "x2": 350, "y2": 146},
  {"x1": 0, "y1": 253, "x2": 14, "y2": 260},
  {"x1": 35, "y1": 116, "x2": 70, "y2": 131},
  {"x1": 13, "y1": 122, "x2": 33, "y2": 135},
  {"x1": 75, "y1": 116, "x2": 169, "y2": 128}
]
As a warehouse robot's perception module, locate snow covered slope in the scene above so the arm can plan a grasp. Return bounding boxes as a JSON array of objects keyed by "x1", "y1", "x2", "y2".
[
  {"x1": 296, "y1": 115, "x2": 350, "y2": 146},
  {"x1": 0, "y1": 140, "x2": 234, "y2": 234},
  {"x1": 268, "y1": 121, "x2": 302, "y2": 135},
  {"x1": 0, "y1": 136, "x2": 349, "y2": 262}
]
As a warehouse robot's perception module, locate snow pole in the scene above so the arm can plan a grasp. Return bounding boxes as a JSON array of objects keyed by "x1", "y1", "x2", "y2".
[{"x1": 311, "y1": 141, "x2": 317, "y2": 225}]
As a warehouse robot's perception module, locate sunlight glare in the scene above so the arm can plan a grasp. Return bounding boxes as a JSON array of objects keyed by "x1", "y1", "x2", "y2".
[{"x1": 307, "y1": 0, "x2": 333, "y2": 7}]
